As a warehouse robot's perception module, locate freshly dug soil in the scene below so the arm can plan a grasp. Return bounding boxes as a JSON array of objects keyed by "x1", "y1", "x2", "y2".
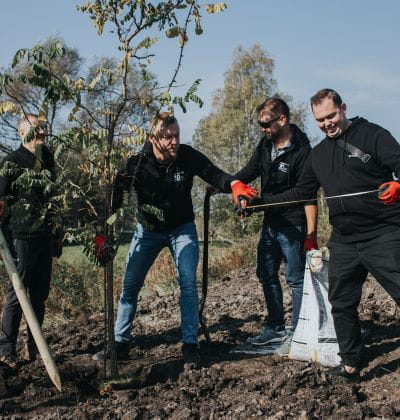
[{"x1": 0, "y1": 266, "x2": 399, "y2": 419}]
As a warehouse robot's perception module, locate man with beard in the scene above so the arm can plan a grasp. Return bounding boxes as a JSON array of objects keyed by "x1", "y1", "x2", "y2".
[
  {"x1": 234, "y1": 97, "x2": 318, "y2": 355},
  {"x1": 93, "y1": 112, "x2": 257, "y2": 364},
  {"x1": 244, "y1": 89, "x2": 400, "y2": 379},
  {"x1": 0, "y1": 113, "x2": 60, "y2": 367}
]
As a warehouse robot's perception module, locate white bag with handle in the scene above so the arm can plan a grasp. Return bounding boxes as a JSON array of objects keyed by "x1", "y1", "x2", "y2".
[{"x1": 289, "y1": 249, "x2": 341, "y2": 367}]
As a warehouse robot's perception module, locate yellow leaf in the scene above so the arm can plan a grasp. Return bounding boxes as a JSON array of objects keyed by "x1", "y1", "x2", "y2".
[
  {"x1": 206, "y1": 3, "x2": 227, "y2": 14},
  {"x1": 0, "y1": 101, "x2": 20, "y2": 115}
]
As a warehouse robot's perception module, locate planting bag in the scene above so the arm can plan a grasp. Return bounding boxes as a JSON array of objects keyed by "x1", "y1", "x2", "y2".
[{"x1": 289, "y1": 249, "x2": 341, "y2": 367}]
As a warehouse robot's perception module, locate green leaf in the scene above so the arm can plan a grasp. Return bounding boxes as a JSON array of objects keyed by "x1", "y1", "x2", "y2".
[
  {"x1": 12, "y1": 49, "x2": 27, "y2": 68},
  {"x1": 166, "y1": 26, "x2": 180, "y2": 38},
  {"x1": 173, "y1": 96, "x2": 187, "y2": 113},
  {"x1": 137, "y1": 36, "x2": 158, "y2": 49}
]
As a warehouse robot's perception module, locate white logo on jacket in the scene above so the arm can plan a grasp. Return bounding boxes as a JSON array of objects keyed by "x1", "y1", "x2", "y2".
[
  {"x1": 278, "y1": 162, "x2": 289, "y2": 173},
  {"x1": 173, "y1": 170, "x2": 185, "y2": 182}
]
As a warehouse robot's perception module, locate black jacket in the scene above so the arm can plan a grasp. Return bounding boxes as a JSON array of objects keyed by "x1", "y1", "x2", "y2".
[
  {"x1": 0, "y1": 145, "x2": 56, "y2": 239},
  {"x1": 113, "y1": 143, "x2": 234, "y2": 231},
  {"x1": 235, "y1": 124, "x2": 312, "y2": 227},
  {"x1": 263, "y1": 117, "x2": 400, "y2": 242}
]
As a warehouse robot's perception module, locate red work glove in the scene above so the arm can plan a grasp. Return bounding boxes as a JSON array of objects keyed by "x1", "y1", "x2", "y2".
[
  {"x1": 304, "y1": 234, "x2": 318, "y2": 253},
  {"x1": 94, "y1": 234, "x2": 107, "y2": 264},
  {"x1": 231, "y1": 181, "x2": 258, "y2": 205},
  {"x1": 378, "y1": 181, "x2": 400, "y2": 205}
]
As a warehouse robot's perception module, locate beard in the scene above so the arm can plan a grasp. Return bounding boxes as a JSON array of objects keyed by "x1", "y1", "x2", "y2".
[
  {"x1": 266, "y1": 126, "x2": 285, "y2": 142},
  {"x1": 164, "y1": 144, "x2": 179, "y2": 161}
]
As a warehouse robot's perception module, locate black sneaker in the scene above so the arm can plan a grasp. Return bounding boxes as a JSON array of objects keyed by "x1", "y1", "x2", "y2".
[
  {"x1": 182, "y1": 343, "x2": 201, "y2": 365},
  {"x1": 329, "y1": 363, "x2": 360, "y2": 382},
  {"x1": 92, "y1": 341, "x2": 131, "y2": 361}
]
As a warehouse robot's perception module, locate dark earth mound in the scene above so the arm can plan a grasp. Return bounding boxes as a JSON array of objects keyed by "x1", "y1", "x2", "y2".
[{"x1": 0, "y1": 267, "x2": 399, "y2": 419}]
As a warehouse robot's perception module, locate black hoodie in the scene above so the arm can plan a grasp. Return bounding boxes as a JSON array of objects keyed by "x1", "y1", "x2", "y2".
[
  {"x1": 113, "y1": 143, "x2": 234, "y2": 231},
  {"x1": 262, "y1": 117, "x2": 400, "y2": 242},
  {"x1": 0, "y1": 145, "x2": 56, "y2": 239},
  {"x1": 235, "y1": 124, "x2": 313, "y2": 227}
]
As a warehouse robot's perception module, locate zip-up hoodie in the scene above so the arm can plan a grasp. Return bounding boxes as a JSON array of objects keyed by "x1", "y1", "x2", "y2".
[
  {"x1": 235, "y1": 124, "x2": 313, "y2": 227},
  {"x1": 262, "y1": 117, "x2": 400, "y2": 242},
  {"x1": 113, "y1": 142, "x2": 234, "y2": 231}
]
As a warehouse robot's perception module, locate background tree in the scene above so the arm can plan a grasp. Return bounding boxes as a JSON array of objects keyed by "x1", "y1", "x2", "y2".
[
  {"x1": 0, "y1": 35, "x2": 82, "y2": 154},
  {"x1": 193, "y1": 44, "x2": 306, "y2": 239}
]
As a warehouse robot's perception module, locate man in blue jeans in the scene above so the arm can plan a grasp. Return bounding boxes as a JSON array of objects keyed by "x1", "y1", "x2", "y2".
[
  {"x1": 93, "y1": 112, "x2": 257, "y2": 364},
  {"x1": 234, "y1": 98, "x2": 318, "y2": 354}
]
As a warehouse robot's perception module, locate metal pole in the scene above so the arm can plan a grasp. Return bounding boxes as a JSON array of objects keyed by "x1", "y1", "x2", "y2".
[{"x1": 199, "y1": 190, "x2": 211, "y2": 344}]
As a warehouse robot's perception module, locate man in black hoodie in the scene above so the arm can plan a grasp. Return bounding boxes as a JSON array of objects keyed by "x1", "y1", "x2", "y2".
[
  {"x1": 92, "y1": 112, "x2": 257, "y2": 364},
  {"x1": 248, "y1": 89, "x2": 400, "y2": 378},
  {"x1": 234, "y1": 98, "x2": 318, "y2": 355},
  {"x1": 0, "y1": 113, "x2": 59, "y2": 367}
]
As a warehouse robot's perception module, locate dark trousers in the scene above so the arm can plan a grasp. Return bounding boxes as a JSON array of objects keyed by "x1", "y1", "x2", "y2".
[
  {"x1": 328, "y1": 230, "x2": 400, "y2": 367},
  {"x1": 0, "y1": 237, "x2": 53, "y2": 356}
]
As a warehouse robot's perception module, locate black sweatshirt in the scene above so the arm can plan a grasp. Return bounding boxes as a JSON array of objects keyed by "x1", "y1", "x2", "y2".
[
  {"x1": 0, "y1": 145, "x2": 56, "y2": 239},
  {"x1": 235, "y1": 124, "x2": 313, "y2": 227},
  {"x1": 262, "y1": 117, "x2": 400, "y2": 243},
  {"x1": 113, "y1": 143, "x2": 234, "y2": 231}
]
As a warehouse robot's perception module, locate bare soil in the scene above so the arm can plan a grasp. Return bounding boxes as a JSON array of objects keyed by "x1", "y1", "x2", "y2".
[{"x1": 0, "y1": 267, "x2": 399, "y2": 419}]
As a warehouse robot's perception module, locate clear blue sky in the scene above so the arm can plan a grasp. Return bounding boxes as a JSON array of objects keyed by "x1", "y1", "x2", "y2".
[{"x1": 1, "y1": 0, "x2": 400, "y2": 143}]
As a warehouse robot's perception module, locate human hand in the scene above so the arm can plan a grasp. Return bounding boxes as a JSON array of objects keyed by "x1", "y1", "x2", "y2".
[
  {"x1": 378, "y1": 181, "x2": 400, "y2": 205},
  {"x1": 94, "y1": 234, "x2": 110, "y2": 265},
  {"x1": 52, "y1": 238, "x2": 63, "y2": 258},
  {"x1": 206, "y1": 184, "x2": 220, "y2": 195},
  {"x1": 231, "y1": 181, "x2": 258, "y2": 205},
  {"x1": 303, "y1": 234, "x2": 318, "y2": 252}
]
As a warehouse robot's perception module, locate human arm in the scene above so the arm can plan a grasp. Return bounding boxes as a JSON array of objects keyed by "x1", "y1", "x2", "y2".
[
  {"x1": 233, "y1": 139, "x2": 262, "y2": 184},
  {"x1": 371, "y1": 128, "x2": 400, "y2": 204},
  {"x1": 304, "y1": 204, "x2": 318, "y2": 251}
]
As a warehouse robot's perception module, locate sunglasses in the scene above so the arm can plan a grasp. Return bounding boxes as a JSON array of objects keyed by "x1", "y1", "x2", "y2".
[{"x1": 257, "y1": 115, "x2": 281, "y2": 129}]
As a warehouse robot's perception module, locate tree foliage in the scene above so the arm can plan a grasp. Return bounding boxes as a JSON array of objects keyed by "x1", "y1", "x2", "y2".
[{"x1": 193, "y1": 44, "x2": 307, "y2": 238}]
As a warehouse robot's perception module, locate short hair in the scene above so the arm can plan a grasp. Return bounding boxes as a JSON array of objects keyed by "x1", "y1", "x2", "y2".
[
  {"x1": 18, "y1": 113, "x2": 39, "y2": 132},
  {"x1": 256, "y1": 97, "x2": 290, "y2": 120},
  {"x1": 310, "y1": 89, "x2": 342, "y2": 108},
  {"x1": 153, "y1": 112, "x2": 178, "y2": 129}
]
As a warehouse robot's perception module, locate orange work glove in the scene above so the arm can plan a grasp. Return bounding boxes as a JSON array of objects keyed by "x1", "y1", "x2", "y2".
[
  {"x1": 0, "y1": 200, "x2": 7, "y2": 222},
  {"x1": 378, "y1": 181, "x2": 400, "y2": 205},
  {"x1": 231, "y1": 181, "x2": 258, "y2": 205},
  {"x1": 303, "y1": 234, "x2": 318, "y2": 253}
]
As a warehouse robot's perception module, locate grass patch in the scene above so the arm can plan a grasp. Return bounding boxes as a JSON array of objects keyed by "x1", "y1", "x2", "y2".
[{"x1": 0, "y1": 237, "x2": 258, "y2": 325}]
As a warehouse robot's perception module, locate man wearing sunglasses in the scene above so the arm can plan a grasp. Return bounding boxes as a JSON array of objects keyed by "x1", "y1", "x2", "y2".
[
  {"x1": 234, "y1": 98, "x2": 318, "y2": 355},
  {"x1": 249, "y1": 89, "x2": 400, "y2": 380},
  {"x1": 0, "y1": 113, "x2": 60, "y2": 368}
]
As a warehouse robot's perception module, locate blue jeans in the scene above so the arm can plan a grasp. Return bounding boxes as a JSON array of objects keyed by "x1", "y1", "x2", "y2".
[
  {"x1": 115, "y1": 221, "x2": 199, "y2": 344},
  {"x1": 256, "y1": 224, "x2": 306, "y2": 331}
]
